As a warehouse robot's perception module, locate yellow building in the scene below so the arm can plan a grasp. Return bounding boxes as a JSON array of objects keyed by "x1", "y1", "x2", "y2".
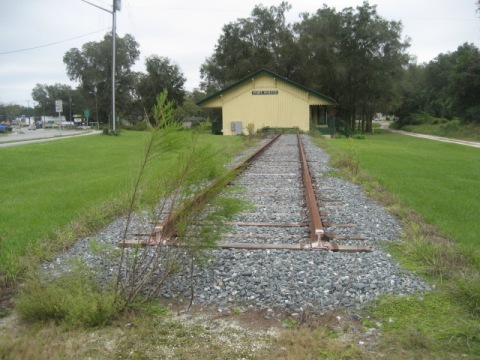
[{"x1": 197, "y1": 69, "x2": 337, "y2": 135}]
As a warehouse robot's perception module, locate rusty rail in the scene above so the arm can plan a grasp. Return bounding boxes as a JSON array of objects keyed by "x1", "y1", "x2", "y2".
[
  {"x1": 122, "y1": 134, "x2": 370, "y2": 253},
  {"x1": 297, "y1": 135, "x2": 324, "y2": 241},
  {"x1": 121, "y1": 134, "x2": 281, "y2": 247},
  {"x1": 297, "y1": 134, "x2": 369, "y2": 252}
]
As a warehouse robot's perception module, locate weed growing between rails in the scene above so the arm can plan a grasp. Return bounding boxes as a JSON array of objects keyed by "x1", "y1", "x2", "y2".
[{"x1": 115, "y1": 90, "x2": 246, "y2": 310}]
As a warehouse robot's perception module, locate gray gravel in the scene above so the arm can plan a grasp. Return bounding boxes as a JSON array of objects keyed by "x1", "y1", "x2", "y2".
[{"x1": 43, "y1": 134, "x2": 430, "y2": 314}]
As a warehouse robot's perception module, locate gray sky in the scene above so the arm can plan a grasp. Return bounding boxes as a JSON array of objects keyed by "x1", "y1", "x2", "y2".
[{"x1": 1, "y1": 0, "x2": 479, "y2": 106}]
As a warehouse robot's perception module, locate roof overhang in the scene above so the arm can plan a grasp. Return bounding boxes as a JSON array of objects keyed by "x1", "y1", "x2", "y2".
[{"x1": 197, "y1": 69, "x2": 338, "y2": 108}]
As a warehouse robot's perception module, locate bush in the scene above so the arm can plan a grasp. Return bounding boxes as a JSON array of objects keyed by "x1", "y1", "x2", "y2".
[
  {"x1": 246, "y1": 122, "x2": 255, "y2": 138},
  {"x1": 122, "y1": 122, "x2": 148, "y2": 131},
  {"x1": 440, "y1": 119, "x2": 461, "y2": 133},
  {"x1": 15, "y1": 267, "x2": 122, "y2": 328},
  {"x1": 432, "y1": 118, "x2": 449, "y2": 125},
  {"x1": 412, "y1": 112, "x2": 430, "y2": 125},
  {"x1": 394, "y1": 112, "x2": 453, "y2": 129}
]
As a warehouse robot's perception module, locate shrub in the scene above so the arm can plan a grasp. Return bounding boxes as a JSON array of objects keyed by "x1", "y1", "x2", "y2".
[
  {"x1": 123, "y1": 122, "x2": 148, "y2": 131},
  {"x1": 15, "y1": 266, "x2": 121, "y2": 328},
  {"x1": 440, "y1": 119, "x2": 461, "y2": 133},
  {"x1": 246, "y1": 122, "x2": 255, "y2": 137}
]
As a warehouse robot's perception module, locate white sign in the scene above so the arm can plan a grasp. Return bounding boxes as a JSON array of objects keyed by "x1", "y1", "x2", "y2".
[
  {"x1": 55, "y1": 100, "x2": 63, "y2": 113},
  {"x1": 252, "y1": 90, "x2": 278, "y2": 95}
]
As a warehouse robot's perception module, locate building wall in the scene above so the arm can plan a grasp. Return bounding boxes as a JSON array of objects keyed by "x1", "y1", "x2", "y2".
[
  {"x1": 220, "y1": 74, "x2": 302, "y2": 135},
  {"x1": 203, "y1": 73, "x2": 333, "y2": 135}
]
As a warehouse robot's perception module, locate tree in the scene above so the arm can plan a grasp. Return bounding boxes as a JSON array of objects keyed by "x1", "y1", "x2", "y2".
[
  {"x1": 137, "y1": 56, "x2": 186, "y2": 117},
  {"x1": 201, "y1": 1, "x2": 409, "y2": 133},
  {"x1": 396, "y1": 43, "x2": 480, "y2": 125},
  {"x1": 63, "y1": 33, "x2": 140, "y2": 124},
  {"x1": 174, "y1": 91, "x2": 204, "y2": 119},
  {"x1": 296, "y1": 2, "x2": 409, "y2": 132},
  {"x1": 447, "y1": 43, "x2": 480, "y2": 122},
  {"x1": 394, "y1": 63, "x2": 430, "y2": 126},
  {"x1": 200, "y1": 2, "x2": 299, "y2": 93},
  {"x1": 31, "y1": 83, "x2": 81, "y2": 120},
  {"x1": 294, "y1": 6, "x2": 345, "y2": 101},
  {"x1": 0, "y1": 103, "x2": 24, "y2": 122}
]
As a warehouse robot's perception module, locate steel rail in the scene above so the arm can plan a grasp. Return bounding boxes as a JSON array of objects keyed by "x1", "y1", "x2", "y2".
[
  {"x1": 123, "y1": 134, "x2": 370, "y2": 253},
  {"x1": 297, "y1": 134, "x2": 367, "y2": 251},
  {"x1": 297, "y1": 134, "x2": 324, "y2": 240},
  {"x1": 121, "y1": 134, "x2": 281, "y2": 247}
]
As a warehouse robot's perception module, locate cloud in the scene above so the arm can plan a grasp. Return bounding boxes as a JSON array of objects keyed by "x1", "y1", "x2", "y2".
[{"x1": 1, "y1": 0, "x2": 478, "y2": 104}]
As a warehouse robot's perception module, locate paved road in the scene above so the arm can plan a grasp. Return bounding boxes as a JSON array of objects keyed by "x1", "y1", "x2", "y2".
[
  {"x1": 0, "y1": 129, "x2": 101, "y2": 148},
  {"x1": 2, "y1": 124, "x2": 479, "y2": 149},
  {"x1": 378, "y1": 121, "x2": 480, "y2": 148}
]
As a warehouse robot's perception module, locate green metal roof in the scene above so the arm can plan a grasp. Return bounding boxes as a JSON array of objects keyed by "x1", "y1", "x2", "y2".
[{"x1": 196, "y1": 69, "x2": 338, "y2": 106}]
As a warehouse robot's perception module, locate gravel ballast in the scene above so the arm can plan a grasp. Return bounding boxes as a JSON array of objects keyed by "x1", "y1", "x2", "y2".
[{"x1": 43, "y1": 134, "x2": 430, "y2": 314}]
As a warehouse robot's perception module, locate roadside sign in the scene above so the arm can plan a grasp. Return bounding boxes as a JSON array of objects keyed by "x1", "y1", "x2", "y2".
[
  {"x1": 55, "y1": 100, "x2": 63, "y2": 113},
  {"x1": 84, "y1": 109, "x2": 90, "y2": 117}
]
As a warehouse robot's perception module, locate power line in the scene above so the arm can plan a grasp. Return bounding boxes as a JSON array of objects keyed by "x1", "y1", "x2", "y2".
[
  {"x1": 0, "y1": 27, "x2": 111, "y2": 55},
  {"x1": 124, "y1": 0, "x2": 138, "y2": 37}
]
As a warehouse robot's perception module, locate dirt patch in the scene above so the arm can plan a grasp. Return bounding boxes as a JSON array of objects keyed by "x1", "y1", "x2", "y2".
[{"x1": 166, "y1": 303, "x2": 284, "y2": 332}]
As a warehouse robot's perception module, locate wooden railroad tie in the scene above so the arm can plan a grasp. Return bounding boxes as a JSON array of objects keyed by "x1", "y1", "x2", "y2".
[{"x1": 119, "y1": 238, "x2": 370, "y2": 253}]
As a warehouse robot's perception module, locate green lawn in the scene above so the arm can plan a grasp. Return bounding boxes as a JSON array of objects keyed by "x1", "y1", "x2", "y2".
[
  {"x1": 317, "y1": 131, "x2": 480, "y2": 358},
  {"x1": 0, "y1": 131, "x2": 243, "y2": 276},
  {"x1": 324, "y1": 131, "x2": 480, "y2": 262},
  {"x1": 1, "y1": 130, "x2": 479, "y2": 359}
]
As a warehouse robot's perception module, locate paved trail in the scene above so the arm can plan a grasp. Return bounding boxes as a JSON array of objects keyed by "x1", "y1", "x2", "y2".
[{"x1": 379, "y1": 121, "x2": 480, "y2": 148}]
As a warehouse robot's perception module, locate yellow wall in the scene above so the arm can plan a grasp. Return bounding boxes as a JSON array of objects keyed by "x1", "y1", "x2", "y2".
[{"x1": 203, "y1": 73, "x2": 333, "y2": 135}]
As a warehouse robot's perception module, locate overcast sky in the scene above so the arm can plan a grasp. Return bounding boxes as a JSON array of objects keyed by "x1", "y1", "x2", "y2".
[{"x1": 1, "y1": 0, "x2": 479, "y2": 106}]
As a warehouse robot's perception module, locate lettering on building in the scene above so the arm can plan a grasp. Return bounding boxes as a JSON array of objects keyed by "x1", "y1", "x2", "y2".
[{"x1": 252, "y1": 90, "x2": 279, "y2": 95}]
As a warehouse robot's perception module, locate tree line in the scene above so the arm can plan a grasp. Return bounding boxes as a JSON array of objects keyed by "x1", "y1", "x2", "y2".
[
  {"x1": 201, "y1": 1, "x2": 409, "y2": 133},
  {"x1": 201, "y1": 1, "x2": 479, "y2": 131},
  {"x1": 395, "y1": 43, "x2": 480, "y2": 127},
  {"x1": 1, "y1": 1, "x2": 478, "y2": 131}
]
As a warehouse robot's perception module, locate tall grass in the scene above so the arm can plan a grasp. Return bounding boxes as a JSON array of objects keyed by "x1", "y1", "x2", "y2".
[{"x1": 0, "y1": 131, "x2": 243, "y2": 279}]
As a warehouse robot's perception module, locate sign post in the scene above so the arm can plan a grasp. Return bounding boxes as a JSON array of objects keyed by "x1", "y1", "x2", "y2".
[
  {"x1": 55, "y1": 100, "x2": 63, "y2": 130},
  {"x1": 84, "y1": 109, "x2": 90, "y2": 127}
]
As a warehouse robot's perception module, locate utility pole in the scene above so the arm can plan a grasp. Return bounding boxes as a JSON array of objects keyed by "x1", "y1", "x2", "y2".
[
  {"x1": 94, "y1": 85, "x2": 99, "y2": 130},
  {"x1": 27, "y1": 100, "x2": 30, "y2": 125},
  {"x1": 81, "y1": 0, "x2": 121, "y2": 132}
]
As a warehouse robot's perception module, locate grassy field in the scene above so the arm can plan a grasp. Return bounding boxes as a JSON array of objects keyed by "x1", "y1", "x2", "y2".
[
  {"x1": 313, "y1": 131, "x2": 480, "y2": 358},
  {"x1": 324, "y1": 131, "x2": 480, "y2": 265},
  {"x1": 1, "y1": 129, "x2": 480, "y2": 359},
  {"x1": 0, "y1": 131, "x2": 243, "y2": 278}
]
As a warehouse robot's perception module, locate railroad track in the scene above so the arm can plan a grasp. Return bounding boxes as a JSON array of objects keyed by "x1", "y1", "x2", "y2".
[
  {"x1": 46, "y1": 133, "x2": 427, "y2": 312},
  {"x1": 123, "y1": 134, "x2": 370, "y2": 253}
]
